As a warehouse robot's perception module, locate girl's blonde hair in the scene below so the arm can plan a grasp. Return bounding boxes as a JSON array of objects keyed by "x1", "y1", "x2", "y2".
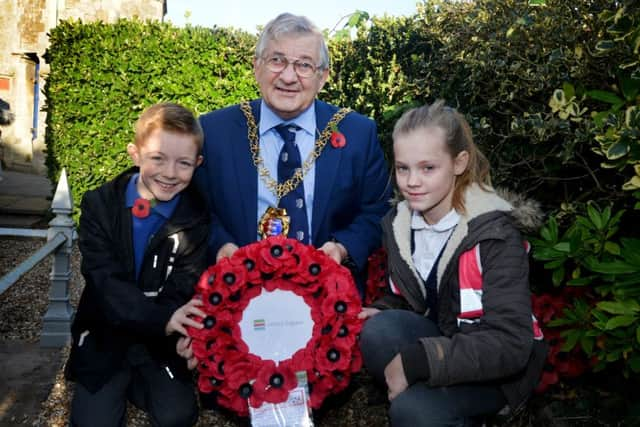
[{"x1": 392, "y1": 99, "x2": 491, "y2": 213}]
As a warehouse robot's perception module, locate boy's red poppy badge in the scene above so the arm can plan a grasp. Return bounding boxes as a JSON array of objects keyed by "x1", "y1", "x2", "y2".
[{"x1": 132, "y1": 198, "x2": 154, "y2": 218}]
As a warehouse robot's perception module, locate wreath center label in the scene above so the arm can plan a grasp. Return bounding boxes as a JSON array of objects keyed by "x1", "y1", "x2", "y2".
[{"x1": 239, "y1": 289, "x2": 313, "y2": 362}]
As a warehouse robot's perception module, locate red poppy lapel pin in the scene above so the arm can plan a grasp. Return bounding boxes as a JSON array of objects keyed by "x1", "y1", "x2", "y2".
[
  {"x1": 330, "y1": 124, "x2": 346, "y2": 148},
  {"x1": 132, "y1": 197, "x2": 156, "y2": 219}
]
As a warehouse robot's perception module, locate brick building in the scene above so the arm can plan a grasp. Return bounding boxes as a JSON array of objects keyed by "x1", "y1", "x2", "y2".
[{"x1": 0, "y1": 0, "x2": 166, "y2": 174}]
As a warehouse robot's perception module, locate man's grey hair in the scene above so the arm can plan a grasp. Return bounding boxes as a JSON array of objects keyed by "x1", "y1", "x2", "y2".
[{"x1": 255, "y1": 13, "x2": 330, "y2": 70}]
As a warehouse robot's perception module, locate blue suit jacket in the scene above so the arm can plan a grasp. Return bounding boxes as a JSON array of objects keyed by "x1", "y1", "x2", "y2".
[{"x1": 196, "y1": 99, "x2": 392, "y2": 272}]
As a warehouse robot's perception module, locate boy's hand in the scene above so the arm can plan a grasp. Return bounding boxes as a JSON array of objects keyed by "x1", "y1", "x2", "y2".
[
  {"x1": 384, "y1": 354, "x2": 409, "y2": 400},
  {"x1": 165, "y1": 298, "x2": 205, "y2": 336},
  {"x1": 216, "y1": 242, "x2": 239, "y2": 262},
  {"x1": 176, "y1": 336, "x2": 199, "y2": 370}
]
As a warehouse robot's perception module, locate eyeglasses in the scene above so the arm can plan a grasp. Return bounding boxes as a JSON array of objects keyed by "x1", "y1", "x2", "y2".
[{"x1": 262, "y1": 54, "x2": 322, "y2": 78}]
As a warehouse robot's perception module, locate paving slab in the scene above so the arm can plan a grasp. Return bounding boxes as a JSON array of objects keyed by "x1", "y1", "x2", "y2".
[
  {"x1": 0, "y1": 170, "x2": 52, "y2": 226},
  {"x1": 0, "y1": 340, "x2": 62, "y2": 426}
]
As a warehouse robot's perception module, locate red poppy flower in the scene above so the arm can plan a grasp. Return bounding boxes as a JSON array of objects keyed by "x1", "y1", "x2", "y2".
[
  {"x1": 531, "y1": 293, "x2": 566, "y2": 324},
  {"x1": 309, "y1": 372, "x2": 334, "y2": 408},
  {"x1": 131, "y1": 197, "x2": 152, "y2": 218},
  {"x1": 189, "y1": 236, "x2": 364, "y2": 413},
  {"x1": 365, "y1": 247, "x2": 387, "y2": 304},
  {"x1": 330, "y1": 130, "x2": 346, "y2": 148},
  {"x1": 321, "y1": 289, "x2": 360, "y2": 320},
  {"x1": 534, "y1": 363, "x2": 559, "y2": 394},
  {"x1": 315, "y1": 337, "x2": 353, "y2": 374},
  {"x1": 252, "y1": 360, "x2": 298, "y2": 404},
  {"x1": 258, "y1": 236, "x2": 296, "y2": 274}
]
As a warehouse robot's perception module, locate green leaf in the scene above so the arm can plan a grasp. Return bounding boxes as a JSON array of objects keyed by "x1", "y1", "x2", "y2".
[
  {"x1": 597, "y1": 300, "x2": 640, "y2": 315},
  {"x1": 604, "y1": 241, "x2": 621, "y2": 255},
  {"x1": 595, "y1": 40, "x2": 616, "y2": 53},
  {"x1": 586, "y1": 89, "x2": 624, "y2": 106},
  {"x1": 586, "y1": 203, "x2": 603, "y2": 229},
  {"x1": 587, "y1": 260, "x2": 637, "y2": 274},
  {"x1": 562, "y1": 82, "x2": 575, "y2": 100},
  {"x1": 552, "y1": 242, "x2": 571, "y2": 252},
  {"x1": 620, "y1": 76, "x2": 640, "y2": 101},
  {"x1": 562, "y1": 330, "x2": 581, "y2": 351},
  {"x1": 605, "y1": 315, "x2": 637, "y2": 329},
  {"x1": 552, "y1": 267, "x2": 565, "y2": 286}
]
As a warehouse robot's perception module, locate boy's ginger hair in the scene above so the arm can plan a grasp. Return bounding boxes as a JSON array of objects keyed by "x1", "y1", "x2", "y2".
[{"x1": 134, "y1": 103, "x2": 203, "y2": 150}]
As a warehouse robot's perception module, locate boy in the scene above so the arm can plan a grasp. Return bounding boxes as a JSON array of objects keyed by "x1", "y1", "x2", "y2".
[{"x1": 65, "y1": 103, "x2": 209, "y2": 427}]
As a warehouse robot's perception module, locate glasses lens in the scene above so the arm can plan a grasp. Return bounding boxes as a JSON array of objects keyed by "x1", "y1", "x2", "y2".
[{"x1": 264, "y1": 55, "x2": 318, "y2": 77}]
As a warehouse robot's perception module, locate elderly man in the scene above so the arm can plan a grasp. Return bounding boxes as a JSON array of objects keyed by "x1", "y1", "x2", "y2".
[{"x1": 195, "y1": 12, "x2": 391, "y2": 284}]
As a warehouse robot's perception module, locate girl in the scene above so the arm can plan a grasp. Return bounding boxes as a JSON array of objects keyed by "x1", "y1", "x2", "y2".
[{"x1": 359, "y1": 100, "x2": 547, "y2": 426}]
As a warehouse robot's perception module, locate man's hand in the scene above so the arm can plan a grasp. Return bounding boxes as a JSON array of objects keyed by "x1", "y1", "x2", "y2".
[
  {"x1": 319, "y1": 241, "x2": 348, "y2": 264},
  {"x1": 384, "y1": 354, "x2": 409, "y2": 400},
  {"x1": 358, "y1": 307, "x2": 381, "y2": 320},
  {"x1": 216, "y1": 242, "x2": 239, "y2": 262},
  {"x1": 176, "y1": 336, "x2": 199, "y2": 370},
  {"x1": 165, "y1": 298, "x2": 206, "y2": 336}
]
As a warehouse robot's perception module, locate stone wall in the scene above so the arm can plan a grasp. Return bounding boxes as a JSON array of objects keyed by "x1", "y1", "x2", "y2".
[{"x1": 0, "y1": 0, "x2": 165, "y2": 174}]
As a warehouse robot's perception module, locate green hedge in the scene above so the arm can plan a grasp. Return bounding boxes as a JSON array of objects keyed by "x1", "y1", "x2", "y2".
[
  {"x1": 44, "y1": 20, "x2": 258, "y2": 207},
  {"x1": 44, "y1": 0, "x2": 638, "y2": 218}
]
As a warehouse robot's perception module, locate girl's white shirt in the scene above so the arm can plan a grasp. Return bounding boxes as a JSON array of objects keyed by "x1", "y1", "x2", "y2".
[{"x1": 411, "y1": 209, "x2": 460, "y2": 281}]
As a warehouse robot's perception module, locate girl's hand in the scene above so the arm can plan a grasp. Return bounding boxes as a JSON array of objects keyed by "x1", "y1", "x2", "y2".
[
  {"x1": 358, "y1": 307, "x2": 381, "y2": 320},
  {"x1": 384, "y1": 354, "x2": 409, "y2": 400},
  {"x1": 165, "y1": 298, "x2": 205, "y2": 336}
]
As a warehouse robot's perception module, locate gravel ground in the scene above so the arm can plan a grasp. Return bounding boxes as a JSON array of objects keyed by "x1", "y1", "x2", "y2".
[
  {"x1": 5, "y1": 236, "x2": 632, "y2": 427},
  {"x1": 0, "y1": 236, "x2": 391, "y2": 427}
]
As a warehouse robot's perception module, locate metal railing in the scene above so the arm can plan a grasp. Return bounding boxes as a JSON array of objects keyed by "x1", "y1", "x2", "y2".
[{"x1": 0, "y1": 168, "x2": 75, "y2": 347}]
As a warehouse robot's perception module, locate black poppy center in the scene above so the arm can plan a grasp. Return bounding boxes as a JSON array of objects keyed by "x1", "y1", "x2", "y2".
[
  {"x1": 309, "y1": 263, "x2": 321, "y2": 276},
  {"x1": 244, "y1": 259, "x2": 255, "y2": 271},
  {"x1": 269, "y1": 373, "x2": 284, "y2": 388},
  {"x1": 203, "y1": 316, "x2": 216, "y2": 329},
  {"x1": 207, "y1": 275, "x2": 215, "y2": 285},
  {"x1": 270, "y1": 245, "x2": 284, "y2": 257},
  {"x1": 210, "y1": 377, "x2": 221, "y2": 386},
  {"x1": 321, "y1": 324, "x2": 332, "y2": 335},
  {"x1": 223, "y1": 273, "x2": 236, "y2": 285},
  {"x1": 209, "y1": 292, "x2": 222, "y2": 305},
  {"x1": 338, "y1": 325, "x2": 348, "y2": 337},
  {"x1": 327, "y1": 348, "x2": 340, "y2": 362},
  {"x1": 334, "y1": 301, "x2": 347, "y2": 313},
  {"x1": 239, "y1": 383, "x2": 252, "y2": 398}
]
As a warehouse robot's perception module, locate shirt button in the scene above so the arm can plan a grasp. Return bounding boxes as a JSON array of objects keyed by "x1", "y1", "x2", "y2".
[
  {"x1": 296, "y1": 198, "x2": 304, "y2": 209},
  {"x1": 296, "y1": 231, "x2": 305, "y2": 241}
]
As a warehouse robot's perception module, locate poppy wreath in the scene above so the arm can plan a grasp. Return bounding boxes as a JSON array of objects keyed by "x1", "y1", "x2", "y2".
[{"x1": 187, "y1": 235, "x2": 364, "y2": 416}]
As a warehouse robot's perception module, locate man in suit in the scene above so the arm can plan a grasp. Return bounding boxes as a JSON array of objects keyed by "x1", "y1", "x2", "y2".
[{"x1": 195, "y1": 12, "x2": 391, "y2": 282}]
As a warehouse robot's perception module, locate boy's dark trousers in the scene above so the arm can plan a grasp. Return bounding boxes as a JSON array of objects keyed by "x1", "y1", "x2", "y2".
[{"x1": 70, "y1": 347, "x2": 198, "y2": 427}]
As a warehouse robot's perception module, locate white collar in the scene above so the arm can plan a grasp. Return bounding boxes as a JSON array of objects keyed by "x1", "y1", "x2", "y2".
[{"x1": 411, "y1": 209, "x2": 460, "y2": 232}]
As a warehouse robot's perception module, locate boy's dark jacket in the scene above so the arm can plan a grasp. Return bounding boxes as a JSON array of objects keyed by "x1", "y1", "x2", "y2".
[
  {"x1": 65, "y1": 167, "x2": 210, "y2": 393},
  {"x1": 373, "y1": 184, "x2": 547, "y2": 414}
]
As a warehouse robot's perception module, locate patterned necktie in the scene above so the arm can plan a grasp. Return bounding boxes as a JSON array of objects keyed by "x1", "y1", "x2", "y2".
[{"x1": 274, "y1": 123, "x2": 309, "y2": 243}]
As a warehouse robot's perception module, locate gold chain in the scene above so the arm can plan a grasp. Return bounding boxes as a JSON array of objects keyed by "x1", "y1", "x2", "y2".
[{"x1": 240, "y1": 101, "x2": 351, "y2": 200}]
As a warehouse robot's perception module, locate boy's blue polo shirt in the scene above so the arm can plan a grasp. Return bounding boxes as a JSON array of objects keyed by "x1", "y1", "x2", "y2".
[{"x1": 125, "y1": 174, "x2": 180, "y2": 279}]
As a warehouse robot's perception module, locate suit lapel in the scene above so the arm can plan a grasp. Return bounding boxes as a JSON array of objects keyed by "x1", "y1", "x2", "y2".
[
  {"x1": 312, "y1": 100, "x2": 341, "y2": 242},
  {"x1": 233, "y1": 99, "x2": 260, "y2": 242}
]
